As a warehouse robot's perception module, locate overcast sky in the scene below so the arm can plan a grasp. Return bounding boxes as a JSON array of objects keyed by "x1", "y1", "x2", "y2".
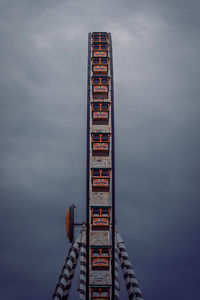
[{"x1": 0, "y1": 0, "x2": 200, "y2": 299}]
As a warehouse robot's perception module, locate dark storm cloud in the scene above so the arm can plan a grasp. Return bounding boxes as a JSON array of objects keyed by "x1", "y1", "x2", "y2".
[{"x1": 0, "y1": 0, "x2": 200, "y2": 299}]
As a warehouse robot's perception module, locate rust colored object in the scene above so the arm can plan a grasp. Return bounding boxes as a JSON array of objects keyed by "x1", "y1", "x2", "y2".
[{"x1": 65, "y1": 205, "x2": 74, "y2": 243}]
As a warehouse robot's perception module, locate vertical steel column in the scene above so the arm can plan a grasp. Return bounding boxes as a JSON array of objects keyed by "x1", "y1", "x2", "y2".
[
  {"x1": 87, "y1": 32, "x2": 115, "y2": 299},
  {"x1": 79, "y1": 243, "x2": 86, "y2": 300},
  {"x1": 86, "y1": 32, "x2": 91, "y2": 300},
  {"x1": 114, "y1": 246, "x2": 120, "y2": 300},
  {"x1": 109, "y1": 32, "x2": 116, "y2": 300}
]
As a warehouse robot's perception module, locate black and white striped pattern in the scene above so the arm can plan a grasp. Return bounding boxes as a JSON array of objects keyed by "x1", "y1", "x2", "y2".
[
  {"x1": 117, "y1": 243, "x2": 134, "y2": 299},
  {"x1": 62, "y1": 255, "x2": 78, "y2": 300},
  {"x1": 116, "y1": 232, "x2": 144, "y2": 300},
  {"x1": 114, "y1": 246, "x2": 120, "y2": 300},
  {"x1": 52, "y1": 237, "x2": 80, "y2": 300},
  {"x1": 79, "y1": 243, "x2": 86, "y2": 300}
]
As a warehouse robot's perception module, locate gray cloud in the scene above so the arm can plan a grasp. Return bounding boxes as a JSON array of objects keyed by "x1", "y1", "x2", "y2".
[{"x1": 0, "y1": 0, "x2": 200, "y2": 299}]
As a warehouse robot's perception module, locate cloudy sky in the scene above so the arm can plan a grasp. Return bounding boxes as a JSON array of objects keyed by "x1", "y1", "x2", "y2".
[{"x1": 0, "y1": 0, "x2": 200, "y2": 299}]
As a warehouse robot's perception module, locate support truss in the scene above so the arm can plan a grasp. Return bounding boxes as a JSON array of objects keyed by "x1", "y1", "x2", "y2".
[
  {"x1": 52, "y1": 228, "x2": 143, "y2": 300},
  {"x1": 116, "y1": 231, "x2": 144, "y2": 300}
]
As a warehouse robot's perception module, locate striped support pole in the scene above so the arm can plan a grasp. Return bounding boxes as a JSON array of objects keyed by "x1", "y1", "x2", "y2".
[
  {"x1": 62, "y1": 255, "x2": 78, "y2": 300},
  {"x1": 79, "y1": 227, "x2": 86, "y2": 300},
  {"x1": 116, "y1": 232, "x2": 144, "y2": 300},
  {"x1": 79, "y1": 243, "x2": 86, "y2": 300},
  {"x1": 53, "y1": 235, "x2": 81, "y2": 300},
  {"x1": 114, "y1": 246, "x2": 120, "y2": 300},
  {"x1": 117, "y1": 243, "x2": 134, "y2": 299}
]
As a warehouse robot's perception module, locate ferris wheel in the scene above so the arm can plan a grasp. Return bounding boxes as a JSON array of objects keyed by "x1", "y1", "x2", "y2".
[{"x1": 52, "y1": 32, "x2": 144, "y2": 300}]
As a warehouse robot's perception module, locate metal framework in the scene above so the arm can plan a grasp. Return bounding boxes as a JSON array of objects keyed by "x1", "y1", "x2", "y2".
[{"x1": 52, "y1": 32, "x2": 144, "y2": 300}]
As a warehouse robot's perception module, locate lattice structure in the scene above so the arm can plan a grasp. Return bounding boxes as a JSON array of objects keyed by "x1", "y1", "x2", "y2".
[
  {"x1": 52, "y1": 32, "x2": 144, "y2": 300},
  {"x1": 86, "y1": 32, "x2": 115, "y2": 300}
]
